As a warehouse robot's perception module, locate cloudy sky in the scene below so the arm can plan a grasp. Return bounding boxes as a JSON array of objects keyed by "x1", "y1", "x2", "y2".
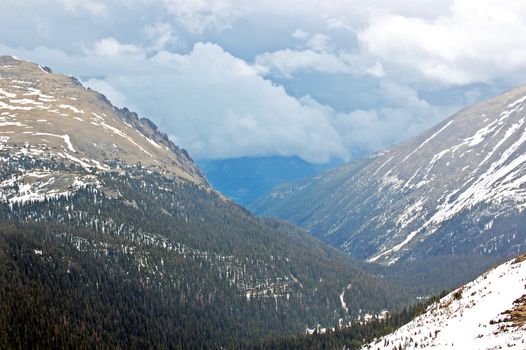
[{"x1": 2, "y1": 0, "x2": 526, "y2": 163}]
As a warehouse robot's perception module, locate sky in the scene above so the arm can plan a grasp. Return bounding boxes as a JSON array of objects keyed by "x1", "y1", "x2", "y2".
[{"x1": 2, "y1": 0, "x2": 526, "y2": 163}]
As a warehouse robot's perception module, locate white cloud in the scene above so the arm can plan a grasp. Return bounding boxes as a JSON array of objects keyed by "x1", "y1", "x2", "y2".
[
  {"x1": 292, "y1": 29, "x2": 309, "y2": 40},
  {"x1": 144, "y1": 43, "x2": 349, "y2": 162},
  {"x1": 143, "y1": 23, "x2": 178, "y2": 50},
  {"x1": 255, "y1": 49, "x2": 353, "y2": 77},
  {"x1": 2, "y1": 0, "x2": 524, "y2": 164},
  {"x1": 255, "y1": 31, "x2": 353, "y2": 76},
  {"x1": 329, "y1": 82, "x2": 455, "y2": 152},
  {"x1": 83, "y1": 78, "x2": 129, "y2": 108},
  {"x1": 159, "y1": 0, "x2": 239, "y2": 34},
  {"x1": 60, "y1": 0, "x2": 107, "y2": 15},
  {"x1": 358, "y1": 0, "x2": 526, "y2": 85},
  {"x1": 0, "y1": 40, "x2": 349, "y2": 162},
  {"x1": 90, "y1": 38, "x2": 144, "y2": 57},
  {"x1": 306, "y1": 34, "x2": 333, "y2": 52}
]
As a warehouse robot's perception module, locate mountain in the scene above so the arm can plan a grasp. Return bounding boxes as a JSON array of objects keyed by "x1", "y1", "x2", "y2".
[
  {"x1": 252, "y1": 84, "x2": 526, "y2": 273},
  {"x1": 198, "y1": 156, "x2": 338, "y2": 206},
  {"x1": 0, "y1": 57, "x2": 203, "y2": 184},
  {"x1": 0, "y1": 56, "x2": 412, "y2": 347},
  {"x1": 362, "y1": 254, "x2": 526, "y2": 349}
]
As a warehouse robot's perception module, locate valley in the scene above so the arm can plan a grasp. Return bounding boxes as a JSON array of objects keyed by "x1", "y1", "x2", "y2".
[
  {"x1": 2, "y1": 39, "x2": 526, "y2": 349},
  {"x1": 0, "y1": 56, "x2": 415, "y2": 348}
]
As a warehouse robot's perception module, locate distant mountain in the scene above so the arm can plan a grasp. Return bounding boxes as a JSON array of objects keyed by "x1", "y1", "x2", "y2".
[
  {"x1": 363, "y1": 254, "x2": 526, "y2": 349},
  {"x1": 198, "y1": 156, "x2": 338, "y2": 206},
  {"x1": 253, "y1": 84, "x2": 526, "y2": 274},
  {"x1": 0, "y1": 56, "x2": 411, "y2": 347}
]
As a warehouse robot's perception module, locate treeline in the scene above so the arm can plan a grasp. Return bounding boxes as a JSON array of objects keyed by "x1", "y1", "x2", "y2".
[
  {"x1": 0, "y1": 160, "x2": 416, "y2": 348},
  {"x1": 245, "y1": 292, "x2": 447, "y2": 350},
  {"x1": 0, "y1": 219, "x2": 445, "y2": 350}
]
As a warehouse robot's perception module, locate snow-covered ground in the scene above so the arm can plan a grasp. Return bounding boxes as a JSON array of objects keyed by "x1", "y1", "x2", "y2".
[{"x1": 363, "y1": 255, "x2": 526, "y2": 349}]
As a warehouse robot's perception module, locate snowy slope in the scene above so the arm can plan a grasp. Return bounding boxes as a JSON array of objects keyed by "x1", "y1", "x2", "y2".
[
  {"x1": 0, "y1": 56, "x2": 204, "y2": 185},
  {"x1": 363, "y1": 255, "x2": 526, "y2": 349},
  {"x1": 0, "y1": 56, "x2": 206, "y2": 204},
  {"x1": 254, "y1": 84, "x2": 526, "y2": 266}
]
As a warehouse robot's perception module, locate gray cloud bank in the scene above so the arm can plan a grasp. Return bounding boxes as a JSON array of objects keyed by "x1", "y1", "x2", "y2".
[{"x1": 1, "y1": 0, "x2": 525, "y2": 163}]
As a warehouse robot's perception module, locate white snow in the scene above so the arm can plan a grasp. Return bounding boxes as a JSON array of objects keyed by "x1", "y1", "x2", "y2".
[
  {"x1": 339, "y1": 283, "x2": 352, "y2": 313},
  {"x1": 0, "y1": 100, "x2": 34, "y2": 111},
  {"x1": 32, "y1": 132, "x2": 76, "y2": 153},
  {"x1": 373, "y1": 156, "x2": 394, "y2": 176},
  {"x1": 368, "y1": 229, "x2": 419, "y2": 263},
  {"x1": 430, "y1": 126, "x2": 526, "y2": 225},
  {"x1": 62, "y1": 134, "x2": 76, "y2": 152},
  {"x1": 401, "y1": 120, "x2": 454, "y2": 163},
  {"x1": 143, "y1": 135, "x2": 161, "y2": 149},
  {"x1": 363, "y1": 256, "x2": 526, "y2": 349},
  {"x1": 10, "y1": 98, "x2": 44, "y2": 105},
  {"x1": 90, "y1": 117, "x2": 154, "y2": 157},
  {"x1": 0, "y1": 121, "x2": 26, "y2": 127},
  {"x1": 462, "y1": 118, "x2": 500, "y2": 147},
  {"x1": 507, "y1": 95, "x2": 526, "y2": 109},
  {"x1": 59, "y1": 104, "x2": 84, "y2": 114},
  {"x1": 0, "y1": 88, "x2": 16, "y2": 98}
]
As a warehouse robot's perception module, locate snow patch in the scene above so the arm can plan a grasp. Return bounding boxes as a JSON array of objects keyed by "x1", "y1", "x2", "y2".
[{"x1": 363, "y1": 256, "x2": 526, "y2": 349}]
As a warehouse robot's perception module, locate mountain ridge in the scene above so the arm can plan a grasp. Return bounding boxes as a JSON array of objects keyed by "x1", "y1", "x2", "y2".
[{"x1": 253, "y1": 83, "x2": 526, "y2": 269}]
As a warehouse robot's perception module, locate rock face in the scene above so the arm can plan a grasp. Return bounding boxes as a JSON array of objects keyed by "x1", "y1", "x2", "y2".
[
  {"x1": 253, "y1": 84, "x2": 526, "y2": 266},
  {"x1": 0, "y1": 55, "x2": 205, "y2": 188},
  {"x1": 363, "y1": 254, "x2": 526, "y2": 349}
]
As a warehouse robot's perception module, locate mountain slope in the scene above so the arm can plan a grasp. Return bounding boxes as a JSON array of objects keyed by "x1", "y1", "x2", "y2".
[
  {"x1": 0, "y1": 56, "x2": 411, "y2": 347},
  {"x1": 253, "y1": 84, "x2": 526, "y2": 268},
  {"x1": 198, "y1": 156, "x2": 327, "y2": 206},
  {"x1": 363, "y1": 254, "x2": 526, "y2": 349},
  {"x1": 0, "y1": 55, "x2": 204, "y2": 184}
]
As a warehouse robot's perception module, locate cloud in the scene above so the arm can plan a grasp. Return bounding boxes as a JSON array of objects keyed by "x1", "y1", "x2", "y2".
[
  {"x1": 306, "y1": 34, "x2": 333, "y2": 52},
  {"x1": 90, "y1": 38, "x2": 144, "y2": 57},
  {"x1": 60, "y1": 0, "x2": 107, "y2": 15},
  {"x1": 159, "y1": 0, "x2": 240, "y2": 34},
  {"x1": 2, "y1": 0, "x2": 524, "y2": 164},
  {"x1": 82, "y1": 78, "x2": 129, "y2": 108},
  {"x1": 292, "y1": 29, "x2": 309, "y2": 40},
  {"x1": 143, "y1": 22, "x2": 178, "y2": 50},
  {"x1": 357, "y1": 0, "x2": 526, "y2": 85},
  {"x1": 317, "y1": 82, "x2": 455, "y2": 153},
  {"x1": 0, "y1": 40, "x2": 349, "y2": 163},
  {"x1": 255, "y1": 49, "x2": 353, "y2": 77},
  {"x1": 0, "y1": 33, "x2": 461, "y2": 163},
  {"x1": 255, "y1": 31, "x2": 354, "y2": 77},
  {"x1": 143, "y1": 43, "x2": 350, "y2": 162}
]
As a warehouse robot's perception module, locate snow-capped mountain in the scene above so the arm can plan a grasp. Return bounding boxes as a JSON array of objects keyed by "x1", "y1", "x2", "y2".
[
  {"x1": 363, "y1": 254, "x2": 526, "y2": 349},
  {"x1": 0, "y1": 55, "x2": 205, "y2": 205},
  {"x1": 253, "y1": 84, "x2": 526, "y2": 267}
]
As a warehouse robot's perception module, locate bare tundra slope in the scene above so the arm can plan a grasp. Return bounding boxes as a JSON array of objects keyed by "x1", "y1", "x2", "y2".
[
  {"x1": 363, "y1": 254, "x2": 526, "y2": 349},
  {"x1": 253, "y1": 84, "x2": 526, "y2": 268},
  {"x1": 0, "y1": 55, "x2": 204, "y2": 186}
]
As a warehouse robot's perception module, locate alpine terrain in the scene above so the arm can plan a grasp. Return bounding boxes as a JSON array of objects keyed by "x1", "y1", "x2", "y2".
[
  {"x1": 363, "y1": 254, "x2": 526, "y2": 349},
  {"x1": 253, "y1": 84, "x2": 526, "y2": 276},
  {"x1": 0, "y1": 56, "x2": 413, "y2": 348}
]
